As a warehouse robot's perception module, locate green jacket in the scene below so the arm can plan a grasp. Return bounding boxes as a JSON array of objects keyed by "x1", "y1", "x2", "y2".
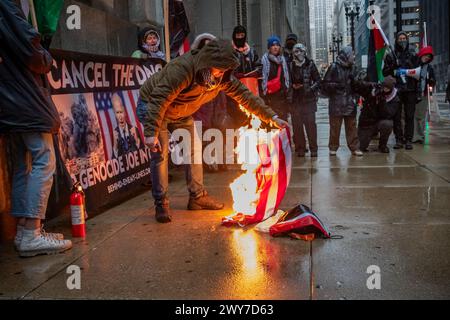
[{"x1": 139, "y1": 40, "x2": 277, "y2": 137}]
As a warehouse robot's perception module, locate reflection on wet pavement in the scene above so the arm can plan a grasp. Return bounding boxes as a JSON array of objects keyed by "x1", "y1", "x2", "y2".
[{"x1": 1, "y1": 101, "x2": 449, "y2": 300}]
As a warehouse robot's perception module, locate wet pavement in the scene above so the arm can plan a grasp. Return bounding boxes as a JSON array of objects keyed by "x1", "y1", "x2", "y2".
[{"x1": 1, "y1": 100, "x2": 450, "y2": 300}]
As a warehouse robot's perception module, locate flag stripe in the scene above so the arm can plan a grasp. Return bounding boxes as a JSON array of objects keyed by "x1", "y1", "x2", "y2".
[{"x1": 223, "y1": 128, "x2": 292, "y2": 227}]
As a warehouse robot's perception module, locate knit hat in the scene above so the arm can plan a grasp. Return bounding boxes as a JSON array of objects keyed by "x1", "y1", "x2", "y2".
[
  {"x1": 267, "y1": 36, "x2": 282, "y2": 49},
  {"x1": 396, "y1": 31, "x2": 409, "y2": 41},
  {"x1": 233, "y1": 25, "x2": 247, "y2": 48},
  {"x1": 293, "y1": 43, "x2": 307, "y2": 53},
  {"x1": 418, "y1": 46, "x2": 434, "y2": 61},
  {"x1": 286, "y1": 33, "x2": 298, "y2": 42}
]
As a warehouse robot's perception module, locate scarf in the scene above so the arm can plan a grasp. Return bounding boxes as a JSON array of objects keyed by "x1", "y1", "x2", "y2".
[
  {"x1": 261, "y1": 53, "x2": 290, "y2": 95},
  {"x1": 385, "y1": 88, "x2": 398, "y2": 103},
  {"x1": 233, "y1": 42, "x2": 251, "y2": 56}
]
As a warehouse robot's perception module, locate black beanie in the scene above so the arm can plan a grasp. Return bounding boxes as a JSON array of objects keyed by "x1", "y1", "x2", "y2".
[{"x1": 233, "y1": 25, "x2": 247, "y2": 48}]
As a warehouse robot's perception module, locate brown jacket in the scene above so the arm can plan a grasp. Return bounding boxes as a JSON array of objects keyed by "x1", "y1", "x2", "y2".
[{"x1": 139, "y1": 39, "x2": 276, "y2": 137}]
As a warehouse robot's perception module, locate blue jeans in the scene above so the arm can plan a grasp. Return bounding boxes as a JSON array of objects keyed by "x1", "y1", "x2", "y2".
[
  {"x1": 10, "y1": 133, "x2": 56, "y2": 220},
  {"x1": 137, "y1": 98, "x2": 205, "y2": 203},
  {"x1": 150, "y1": 117, "x2": 204, "y2": 203}
]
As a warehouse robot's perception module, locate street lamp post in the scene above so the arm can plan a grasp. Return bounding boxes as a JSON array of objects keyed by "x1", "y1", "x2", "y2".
[
  {"x1": 345, "y1": 1, "x2": 360, "y2": 52},
  {"x1": 329, "y1": 44, "x2": 337, "y2": 62},
  {"x1": 333, "y1": 34, "x2": 343, "y2": 53}
]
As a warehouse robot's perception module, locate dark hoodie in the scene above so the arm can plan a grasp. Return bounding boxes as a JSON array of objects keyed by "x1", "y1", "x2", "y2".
[
  {"x1": 383, "y1": 31, "x2": 419, "y2": 92},
  {"x1": 322, "y1": 47, "x2": 359, "y2": 117},
  {"x1": 0, "y1": 0, "x2": 60, "y2": 133},
  {"x1": 139, "y1": 39, "x2": 276, "y2": 137}
]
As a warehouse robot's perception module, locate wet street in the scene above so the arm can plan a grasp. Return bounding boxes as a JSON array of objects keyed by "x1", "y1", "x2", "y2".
[{"x1": 1, "y1": 100, "x2": 450, "y2": 300}]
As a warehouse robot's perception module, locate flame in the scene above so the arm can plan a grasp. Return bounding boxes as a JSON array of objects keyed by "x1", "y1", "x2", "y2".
[{"x1": 229, "y1": 106, "x2": 277, "y2": 216}]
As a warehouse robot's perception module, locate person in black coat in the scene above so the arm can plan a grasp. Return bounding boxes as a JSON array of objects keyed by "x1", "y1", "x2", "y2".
[
  {"x1": 288, "y1": 43, "x2": 321, "y2": 157},
  {"x1": 383, "y1": 31, "x2": 419, "y2": 150},
  {"x1": 232, "y1": 25, "x2": 260, "y2": 78},
  {"x1": 322, "y1": 46, "x2": 363, "y2": 156},
  {"x1": 357, "y1": 76, "x2": 400, "y2": 153},
  {"x1": 0, "y1": 0, "x2": 72, "y2": 257},
  {"x1": 283, "y1": 33, "x2": 298, "y2": 64}
]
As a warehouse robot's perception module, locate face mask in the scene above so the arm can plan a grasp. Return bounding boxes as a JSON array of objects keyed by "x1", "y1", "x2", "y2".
[
  {"x1": 398, "y1": 40, "x2": 408, "y2": 50},
  {"x1": 198, "y1": 69, "x2": 222, "y2": 90},
  {"x1": 234, "y1": 37, "x2": 246, "y2": 48},
  {"x1": 286, "y1": 41, "x2": 295, "y2": 50},
  {"x1": 143, "y1": 43, "x2": 159, "y2": 53},
  {"x1": 294, "y1": 50, "x2": 306, "y2": 62}
]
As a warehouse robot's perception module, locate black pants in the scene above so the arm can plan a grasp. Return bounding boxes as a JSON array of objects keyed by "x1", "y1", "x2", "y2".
[
  {"x1": 264, "y1": 92, "x2": 289, "y2": 120},
  {"x1": 394, "y1": 92, "x2": 416, "y2": 143},
  {"x1": 291, "y1": 111, "x2": 318, "y2": 153},
  {"x1": 358, "y1": 120, "x2": 393, "y2": 151}
]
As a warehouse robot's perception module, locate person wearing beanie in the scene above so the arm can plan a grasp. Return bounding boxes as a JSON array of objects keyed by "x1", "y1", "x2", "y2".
[
  {"x1": 283, "y1": 33, "x2": 299, "y2": 64},
  {"x1": 232, "y1": 25, "x2": 260, "y2": 78},
  {"x1": 383, "y1": 31, "x2": 419, "y2": 150},
  {"x1": 322, "y1": 46, "x2": 364, "y2": 157},
  {"x1": 261, "y1": 36, "x2": 291, "y2": 120},
  {"x1": 288, "y1": 43, "x2": 321, "y2": 158},
  {"x1": 413, "y1": 46, "x2": 436, "y2": 144},
  {"x1": 132, "y1": 28, "x2": 165, "y2": 60},
  {"x1": 357, "y1": 76, "x2": 400, "y2": 153}
]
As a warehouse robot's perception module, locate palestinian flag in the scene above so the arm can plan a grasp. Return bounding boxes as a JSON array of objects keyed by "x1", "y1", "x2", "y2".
[
  {"x1": 20, "y1": 0, "x2": 64, "y2": 48},
  {"x1": 367, "y1": 16, "x2": 389, "y2": 82},
  {"x1": 33, "y1": 0, "x2": 64, "y2": 37}
]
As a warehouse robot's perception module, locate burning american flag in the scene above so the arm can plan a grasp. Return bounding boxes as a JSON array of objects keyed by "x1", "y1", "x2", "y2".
[{"x1": 223, "y1": 115, "x2": 292, "y2": 227}]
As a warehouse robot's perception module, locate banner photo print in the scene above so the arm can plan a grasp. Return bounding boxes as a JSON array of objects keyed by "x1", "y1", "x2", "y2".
[{"x1": 47, "y1": 50, "x2": 166, "y2": 212}]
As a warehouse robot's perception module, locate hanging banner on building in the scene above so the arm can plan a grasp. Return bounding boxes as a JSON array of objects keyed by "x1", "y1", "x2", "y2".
[{"x1": 47, "y1": 49, "x2": 166, "y2": 212}]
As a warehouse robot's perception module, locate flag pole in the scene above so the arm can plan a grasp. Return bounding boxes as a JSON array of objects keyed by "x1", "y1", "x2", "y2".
[
  {"x1": 164, "y1": 0, "x2": 171, "y2": 62},
  {"x1": 422, "y1": 21, "x2": 432, "y2": 135},
  {"x1": 28, "y1": 0, "x2": 39, "y2": 31}
]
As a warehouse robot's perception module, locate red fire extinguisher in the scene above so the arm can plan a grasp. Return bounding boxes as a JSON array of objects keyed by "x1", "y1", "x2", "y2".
[{"x1": 70, "y1": 183, "x2": 87, "y2": 238}]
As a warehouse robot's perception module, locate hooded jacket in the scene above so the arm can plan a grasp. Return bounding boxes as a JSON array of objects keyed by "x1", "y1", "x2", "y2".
[
  {"x1": 383, "y1": 31, "x2": 419, "y2": 93},
  {"x1": 357, "y1": 82, "x2": 400, "y2": 127},
  {"x1": 0, "y1": 0, "x2": 60, "y2": 134},
  {"x1": 139, "y1": 40, "x2": 276, "y2": 137},
  {"x1": 132, "y1": 28, "x2": 165, "y2": 60},
  {"x1": 322, "y1": 48, "x2": 359, "y2": 117}
]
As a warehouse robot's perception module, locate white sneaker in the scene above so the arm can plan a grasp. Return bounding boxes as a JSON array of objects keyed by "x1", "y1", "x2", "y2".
[
  {"x1": 353, "y1": 150, "x2": 364, "y2": 157},
  {"x1": 329, "y1": 151, "x2": 337, "y2": 156},
  {"x1": 18, "y1": 228, "x2": 72, "y2": 258},
  {"x1": 14, "y1": 225, "x2": 64, "y2": 251}
]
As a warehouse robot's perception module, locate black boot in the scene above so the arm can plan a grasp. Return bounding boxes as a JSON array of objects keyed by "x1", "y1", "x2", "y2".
[
  {"x1": 379, "y1": 146, "x2": 390, "y2": 154},
  {"x1": 155, "y1": 199, "x2": 172, "y2": 224},
  {"x1": 394, "y1": 140, "x2": 404, "y2": 150},
  {"x1": 405, "y1": 141, "x2": 414, "y2": 150}
]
